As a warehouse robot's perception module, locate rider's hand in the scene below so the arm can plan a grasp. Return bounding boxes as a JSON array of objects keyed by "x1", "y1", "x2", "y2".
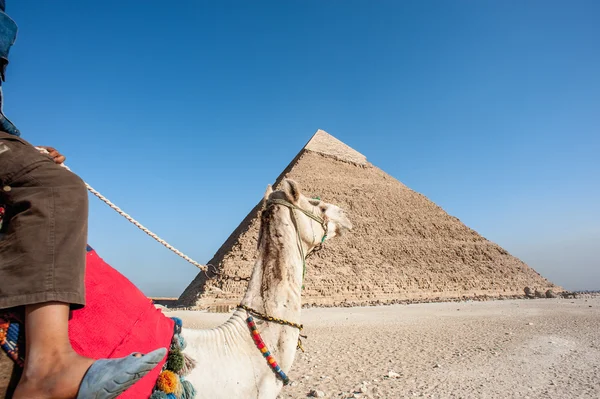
[{"x1": 38, "y1": 146, "x2": 66, "y2": 164}]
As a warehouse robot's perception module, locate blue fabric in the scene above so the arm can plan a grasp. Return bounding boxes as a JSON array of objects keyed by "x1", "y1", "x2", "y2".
[
  {"x1": 0, "y1": 4, "x2": 19, "y2": 136},
  {"x1": 0, "y1": 10, "x2": 16, "y2": 74},
  {"x1": 0, "y1": 86, "x2": 19, "y2": 136}
]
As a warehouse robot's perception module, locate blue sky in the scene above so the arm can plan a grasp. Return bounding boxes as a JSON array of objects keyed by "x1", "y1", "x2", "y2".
[{"x1": 4, "y1": 1, "x2": 598, "y2": 296}]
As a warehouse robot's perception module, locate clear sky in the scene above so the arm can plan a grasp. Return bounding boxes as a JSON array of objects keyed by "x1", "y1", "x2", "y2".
[{"x1": 4, "y1": 1, "x2": 598, "y2": 296}]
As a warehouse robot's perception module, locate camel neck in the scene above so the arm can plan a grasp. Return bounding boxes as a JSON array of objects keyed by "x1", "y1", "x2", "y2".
[{"x1": 240, "y1": 206, "x2": 305, "y2": 324}]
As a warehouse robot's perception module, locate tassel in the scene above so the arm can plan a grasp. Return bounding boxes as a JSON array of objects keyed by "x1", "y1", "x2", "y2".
[
  {"x1": 156, "y1": 370, "x2": 179, "y2": 394},
  {"x1": 172, "y1": 333, "x2": 187, "y2": 351},
  {"x1": 178, "y1": 335, "x2": 187, "y2": 350},
  {"x1": 179, "y1": 352, "x2": 197, "y2": 376},
  {"x1": 167, "y1": 348, "x2": 185, "y2": 374},
  {"x1": 150, "y1": 391, "x2": 167, "y2": 399},
  {"x1": 173, "y1": 377, "x2": 183, "y2": 398},
  {"x1": 181, "y1": 379, "x2": 197, "y2": 399},
  {"x1": 171, "y1": 317, "x2": 183, "y2": 335},
  {"x1": 297, "y1": 333, "x2": 308, "y2": 352}
]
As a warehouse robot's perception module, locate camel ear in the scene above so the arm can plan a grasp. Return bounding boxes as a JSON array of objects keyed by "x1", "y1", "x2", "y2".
[
  {"x1": 264, "y1": 184, "x2": 273, "y2": 201},
  {"x1": 282, "y1": 179, "x2": 301, "y2": 203}
]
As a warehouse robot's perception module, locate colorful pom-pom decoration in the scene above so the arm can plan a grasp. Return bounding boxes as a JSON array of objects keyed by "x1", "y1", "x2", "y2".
[
  {"x1": 167, "y1": 348, "x2": 185, "y2": 373},
  {"x1": 172, "y1": 333, "x2": 187, "y2": 350},
  {"x1": 172, "y1": 317, "x2": 183, "y2": 334},
  {"x1": 156, "y1": 370, "x2": 179, "y2": 394},
  {"x1": 181, "y1": 379, "x2": 197, "y2": 399},
  {"x1": 171, "y1": 317, "x2": 183, "y2": 327},
  {"x1": 152, "y1": 318, "x2": 198, "y2": 397},
  {"x1": 149, "y1": 391, "x2": 168, "y2": 399}
]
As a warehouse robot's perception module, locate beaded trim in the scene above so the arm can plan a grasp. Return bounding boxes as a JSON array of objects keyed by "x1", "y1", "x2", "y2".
[
  {"x1": 246, "y1": 315, "x2": 290, "y2": 385},
  {"x1": 0, "y1": 313, "x2": 24, "y2": 367}
]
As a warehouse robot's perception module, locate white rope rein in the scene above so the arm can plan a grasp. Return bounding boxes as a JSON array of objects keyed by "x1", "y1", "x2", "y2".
[{"x1": 36, "y1": 147, "x2": 209, "y2": 272}]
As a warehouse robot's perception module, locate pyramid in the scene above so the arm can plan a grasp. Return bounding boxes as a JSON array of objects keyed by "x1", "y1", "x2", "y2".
[{"x1": 178, "y1": 130, "x2": 559, "y2": 308}]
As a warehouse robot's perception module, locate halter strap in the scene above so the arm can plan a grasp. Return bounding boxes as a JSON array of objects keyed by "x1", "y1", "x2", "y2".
[
  {"x1": 265, "y1": 198, "x2": 329, "y2": 283},
  {"x1": 266, "y1": 199, "x2": 327, "y2": 228}
]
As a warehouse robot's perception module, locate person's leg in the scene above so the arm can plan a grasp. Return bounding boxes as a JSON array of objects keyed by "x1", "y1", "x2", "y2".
[
  {"x1": 13, "y1": 302, "x2": 95, "y2": 399},
  {"x1": 0, "y1": 144, "x2": 91, "y2": 399}
]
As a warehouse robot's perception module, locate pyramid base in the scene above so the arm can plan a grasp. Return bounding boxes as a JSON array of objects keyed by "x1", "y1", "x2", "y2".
[{"x1": 188, "y1": 286, "x2": 563, "y2": 310}]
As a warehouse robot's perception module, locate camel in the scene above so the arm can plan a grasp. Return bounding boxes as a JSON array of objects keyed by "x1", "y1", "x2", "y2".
[
  {"x1": 0, "y1": 178, "x2": 352, "y2": 398},
  {"x1": 181, "y1": 179, "x2": 352, "y2": 398}
]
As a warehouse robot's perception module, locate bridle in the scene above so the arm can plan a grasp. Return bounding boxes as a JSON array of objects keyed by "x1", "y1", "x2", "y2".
[
  {"x1": 204, "y1": 198, "x2": 328, "y2": 283},
  {"x1": 237, "y1": 197, "x2": 330, "y2": 385},
  {"x1": 265, "y1": 198, "x2": 329, "y2": 282}
]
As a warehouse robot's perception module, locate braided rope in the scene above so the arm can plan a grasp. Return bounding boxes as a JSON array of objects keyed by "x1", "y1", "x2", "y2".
[
  {"x1": 36, "y1": 148, "x2": 208, "y2": 272},
  {"x1": 237, "y1": 304, "x2": 303, "y2": 330},
  {"x1": 238, "y1": 304, "x2": 306, "y2": 352},
  {"x1": 84, "y1": 181, "x2": 208, "y2": 271}
]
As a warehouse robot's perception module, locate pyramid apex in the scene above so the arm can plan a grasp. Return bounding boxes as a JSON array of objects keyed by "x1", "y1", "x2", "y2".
[{"x1": 303, "y1": 129, "x2": 367, "y2": 165}]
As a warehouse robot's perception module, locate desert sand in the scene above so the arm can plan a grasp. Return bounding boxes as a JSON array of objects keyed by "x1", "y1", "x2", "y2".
[
  {"x1": 170, "y1": 297, "x2": 600, "y2": 399},
  {"x1": 2, "y1": 297, "x2": 598, "y2": 398}
]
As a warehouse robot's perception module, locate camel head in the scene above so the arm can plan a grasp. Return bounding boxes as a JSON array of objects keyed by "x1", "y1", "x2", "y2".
[{"x1": 262, "y1": 179, "x2": 352, "y2": 254}]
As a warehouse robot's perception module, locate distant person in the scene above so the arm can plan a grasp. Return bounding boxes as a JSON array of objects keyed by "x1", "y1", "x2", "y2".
[{"x1": 0, "y1": 2, "x2": 166, "y2": 398}]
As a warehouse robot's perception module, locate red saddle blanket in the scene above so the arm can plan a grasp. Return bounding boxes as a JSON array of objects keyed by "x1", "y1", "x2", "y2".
[{"x1": 69, "y1": 246, "x2": 174, "y2": 398}]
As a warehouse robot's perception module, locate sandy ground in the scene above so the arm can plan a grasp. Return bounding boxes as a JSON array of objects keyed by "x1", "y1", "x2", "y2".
[
  {"x1": 170, "y1": 297, "x2": 600, "y2": 399},
  {"x1": 1, "y1": 297, "x2": 598, "y2": 398}
]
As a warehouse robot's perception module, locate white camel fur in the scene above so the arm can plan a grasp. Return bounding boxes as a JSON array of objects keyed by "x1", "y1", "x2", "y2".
[{"x1": 181, "y1": 179, "x2": 352, "y2": 398}]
